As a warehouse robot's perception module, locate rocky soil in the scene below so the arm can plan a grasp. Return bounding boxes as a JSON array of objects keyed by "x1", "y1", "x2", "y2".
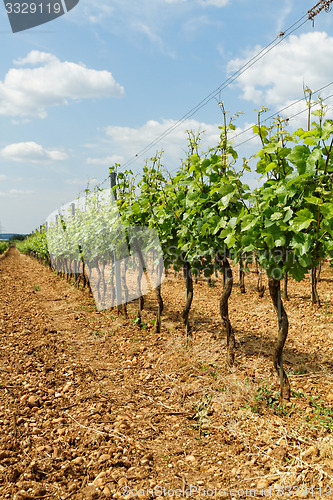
[{"x1": 1, "y1": 246, "x2": 333, "y2": 499}]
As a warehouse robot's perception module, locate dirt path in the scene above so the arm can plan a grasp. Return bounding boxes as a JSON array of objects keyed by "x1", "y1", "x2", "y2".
[{"x1": 1, "y1": 247, "x2": 333, "y2": 499}]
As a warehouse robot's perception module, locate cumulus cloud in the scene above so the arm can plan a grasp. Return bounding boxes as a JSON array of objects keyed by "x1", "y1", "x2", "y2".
[
  {"x1": 101, "y1": 117, "x2": 268, "y2": 174},
  {"x1": 0, "y1": 142, "x2": 68, "y2": 163},
  {"x1": 104, "y1": 118, "x2": 232, "y2": 168},
  {"x1": 0, "y1": 51, "x2": 125, "y2": 118},
  {"x1": 227, "y1": 32, "x2": 333, "y2": 112},
  {"x1": 87, "y1": 155, "x2": 124, "y2": 166}
]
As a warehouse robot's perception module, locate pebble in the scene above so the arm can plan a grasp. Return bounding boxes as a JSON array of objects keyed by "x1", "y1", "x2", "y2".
[
  {"x1": 257, "y1": 479, "x2": 270, "y2": 489},
  {"x1": 118, "y1": 477, "x2": 127, "y2": 487},
  {"x1": 103, "y1": 485, "x2": 113, "y2": 498},
  {"x1": 27, "y1": 395, "x2": 39, "y2": 408}
]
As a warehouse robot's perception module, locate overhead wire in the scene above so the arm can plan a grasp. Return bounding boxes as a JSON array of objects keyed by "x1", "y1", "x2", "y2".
[
  {"x1": 116, "y1": 15, "x2": 309, "y2": 172},
  {"x1": 92, "y1": 1, "x2": 331, "y2": 188},
  {"x1": 230, "y1": 80, "x2": 333, "y2": 147},
  {"x1": 162, "y1": 83, "x2": 333, "y2": 176}
]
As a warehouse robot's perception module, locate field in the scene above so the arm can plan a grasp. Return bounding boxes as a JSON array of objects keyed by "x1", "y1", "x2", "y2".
[{"x1": 1, "y1": 246, "x2": 333, "y2": 499}]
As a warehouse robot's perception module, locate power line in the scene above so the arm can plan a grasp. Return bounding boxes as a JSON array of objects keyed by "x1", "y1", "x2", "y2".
[
  {"x1": 91, "y1": 1, "x2": 332, "y2": 189},
  {"x1": 162, "y1": 82, "x2": 333, "y2": 175},
  {"x1": 230, "y1": 80, "x2": 333, "y2": 146},
  {"x1": 119, "y1": 18, "x2": 309, "y2": 172}
]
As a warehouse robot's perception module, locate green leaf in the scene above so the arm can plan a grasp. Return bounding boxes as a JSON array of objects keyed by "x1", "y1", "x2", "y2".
[
  {"x1": 321, "y1": 120, "x2": 333, "y2": 140},
  {"x1": 270, "y1": 211, "x2": 283, "y2": 221},
  {"x1": 225, "y1": 233, "x2": 236, "y2": 248},
  {"x1": 287, "y1": 145, "x2": 310, "y2": 174},
  {"x1": 306, "y1": 147, "x2": 321, "y2": 174},
  {"x1": 291, "y1": 209, "x2": 315, "y2": 233}
]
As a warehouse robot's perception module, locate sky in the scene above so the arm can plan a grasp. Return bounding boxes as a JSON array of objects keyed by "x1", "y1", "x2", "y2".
[{"x1": 0, "y1": 0, "x2": 333, "y2": 234}]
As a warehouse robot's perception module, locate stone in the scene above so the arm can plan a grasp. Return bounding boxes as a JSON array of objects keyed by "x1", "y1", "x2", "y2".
[{"x1": 27, "y1": 395, "x2": 40, "y2": 408}]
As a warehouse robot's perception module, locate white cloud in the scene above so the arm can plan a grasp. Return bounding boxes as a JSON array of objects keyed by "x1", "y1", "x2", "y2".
[
  {"x1": 101, "y1": 118, "x2": 267, "y2": 174},
  {"x1": 133, "y1": 22, "x2": 175, "y2": 57},
  {"x1": 0, "y1": 51, "x2": 125, "y2": 118},
  {"x1": 0, "y1": 174, "x2": 7, "y2": 182},
  {"x1": 14, "y1": 51, "x2": 57, "y2": 66},
  {"x1": 0, "y1": 189, "x2": 34, "y2": 197},
  {"x1": 104, "y1": 118, "x2": 228, "y2": 168},
  {"x1": 87, "y1": 155, "x2": 124, "y2": 165},
  {"x1": 227, "y1": 32, "x2": 333, "y2": 112},
  {"x1": 198, "y1": 0, "x2": 229, "y2": 6},
  {"x1": 276, "y1": 0, "x2": 293, "y2": 34},
  {"x1": 0, "y1": 142, "x2": 68, "y2": 163},
  {"x1": 182, "y1": 15, "x2": 221, "y2": 39},
  {"x1": 87, "y1": 4, "x2": 114, "y2": 24},
  {"x1": 65, "y1": 178, "x2": 87, "y2": 185}
]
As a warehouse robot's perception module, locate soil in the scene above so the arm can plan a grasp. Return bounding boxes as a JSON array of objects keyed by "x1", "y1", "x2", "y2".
[{"x1": 1, "y1": 246, "x2": 333, "y2": 499}]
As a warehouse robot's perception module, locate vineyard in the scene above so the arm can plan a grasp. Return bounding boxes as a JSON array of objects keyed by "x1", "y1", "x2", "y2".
[
  {"x1": 18, "y1": 103, "x2": 333, "y2": 399},
  {"x1": 0, "y1": 241, "x2": 9, "y2": 255},
  {"x1": 1, "y1": 102, "x2": 333, "y2": 498}
]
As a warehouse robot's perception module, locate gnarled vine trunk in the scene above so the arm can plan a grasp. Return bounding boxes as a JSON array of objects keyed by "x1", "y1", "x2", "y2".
[
  {"x1": 268, "y1": 276, "x2": 290, "y2": 400},
  {"x1": 310, "y1": 266, "x2": 321, "y2": 306},
  {"x1": 181, "y1": 258, "x2": 193, "y2": 346},
  {"x1": 219, "y1": 257, "x2": 235, "y2": 366},
  {"x1": 239, "y1": 252, "x2": 246, "y2": 293},
  {"x1": 154, "y1": 261, "x2": 164, "y2": 333},
  {"x1": 283, "y1": 272, "x2": 289, "y2": 301},
  {"x1": 257, "y1": 264, "x2": 265, "y2": 297}
]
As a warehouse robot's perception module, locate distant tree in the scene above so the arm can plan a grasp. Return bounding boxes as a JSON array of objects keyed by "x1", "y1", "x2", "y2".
[{"x1": 9, "y1": 234, "x2": 26, "y2": 242}]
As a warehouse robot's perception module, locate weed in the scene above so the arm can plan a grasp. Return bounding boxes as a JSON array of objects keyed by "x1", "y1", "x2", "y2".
[
  {"x1": 131, "y1": 316, "x2": 149, "y2": 329},
  {"x1": 33, "y1": 284, "x2": 40, "y2": 291},
  {"x1": 197, "y1": 362, "x2": 220, "y2": 380},
  {"x1": 90, "y1": 330, "x2": 104, "y2": 338},
  {"x1": 293, "y1": 367, "x2": 308, "y2": 375},
  {"x1": 291, "y1": 389, "x2": 306, "y2": 399},
  {"x1": 324, "y1": 297, "x2": 332, "y2": 316},
  {"x1": 244, "y1": 383, "x2": 296, "y2": 417},
  {"x1": 305, "y1": 396, "x2": 333, "y2": 432},
  {"x1": 188, "y1": 392, "x2": 213, "y2": 439}
]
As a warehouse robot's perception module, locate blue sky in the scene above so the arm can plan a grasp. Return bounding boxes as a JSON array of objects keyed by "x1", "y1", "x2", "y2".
[{"x1": 0, "y1": 0, "x2": 332, "y2": 233}]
